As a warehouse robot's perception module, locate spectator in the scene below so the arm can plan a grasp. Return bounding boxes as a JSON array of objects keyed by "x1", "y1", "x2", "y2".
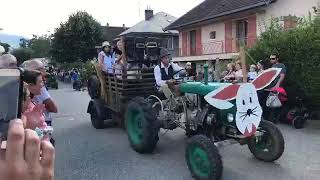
[
  {"x1": 23, "y1": 59, "x2": 58, "y2": 127},
  {"x1": 257, "y1": 60, "x2": 265, "y2": 75},
  {"x1": 185, "y1": 62, "x2": 196, "y2": 80},
  {"x1": 0, "y1": 119, "x2": 55, "y2": 180},
  {"x1": 196, "y1": 64, "x2": 204, "y2": 81},
  {"x1": 248, "y1": 64, "x2": 258, "y2": 82},
  {"x1": 222, "y1": 63, "x2": 236, "y2": 82},
  {"x1": 71, "y1": 69, "x2": 79, "y2": 84},
  {"x1": 0, "y1": 54, "x2": 17, "y2": 68},
  {"x1": 270, "y1": 54, "x2": 286, "y2": 87},
  {"x1": 21, "y1": 73, "x2": 46, "y2": 130},
  {"x1": 234, "y1": 61, "x2": 243, "y2": 82}
]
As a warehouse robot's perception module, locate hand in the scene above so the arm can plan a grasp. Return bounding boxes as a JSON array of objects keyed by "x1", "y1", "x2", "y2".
[
  {"x1": 166, "y1": 79, "x2": 176, "y2": 86},
  {"x1": 0, "y1": 119, "x2": 55, "y2": 180}
]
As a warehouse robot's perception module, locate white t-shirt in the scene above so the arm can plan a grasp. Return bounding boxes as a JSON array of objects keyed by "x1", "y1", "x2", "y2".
[{"x1": 34, "y1": 87, "x2": 52, "y2": 122}]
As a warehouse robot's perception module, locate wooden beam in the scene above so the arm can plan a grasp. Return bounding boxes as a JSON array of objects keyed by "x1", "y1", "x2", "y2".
[{"x1": 240, "y1": 46, "x2": 248, "y2": 83}]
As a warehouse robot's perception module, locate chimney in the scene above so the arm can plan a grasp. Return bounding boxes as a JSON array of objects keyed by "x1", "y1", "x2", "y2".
[{"x1": 145, "y1": 9, "x2": 153, "y2": 21}]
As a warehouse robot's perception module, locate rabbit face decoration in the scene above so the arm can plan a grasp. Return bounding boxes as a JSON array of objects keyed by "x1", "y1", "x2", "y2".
[{"x1": 205, "y1": 68, "x2": 281, "y2": 137}]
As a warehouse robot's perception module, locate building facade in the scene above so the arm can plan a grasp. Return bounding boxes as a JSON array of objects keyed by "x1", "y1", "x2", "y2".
[{"x1": 166, "y1": 0, "x2": 319, "y2": 64}]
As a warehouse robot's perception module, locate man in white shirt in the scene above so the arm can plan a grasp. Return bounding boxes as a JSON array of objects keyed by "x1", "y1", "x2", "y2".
[
  {"x1": 154, "y1": 48, "x2": 184, "y2": 87},
  {"x1": 154, "y1": 48, "x2": 184, "y2": 100}
]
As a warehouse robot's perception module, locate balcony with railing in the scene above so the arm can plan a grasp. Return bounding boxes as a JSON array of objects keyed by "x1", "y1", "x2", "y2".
[{"x1": 174, "y1": 40, "x2": 225, "y2": 57}]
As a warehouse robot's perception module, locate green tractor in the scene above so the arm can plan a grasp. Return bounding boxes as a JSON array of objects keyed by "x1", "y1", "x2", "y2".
[{"x1": 125, "y1": 66, "x2": 285, "y2": 180}]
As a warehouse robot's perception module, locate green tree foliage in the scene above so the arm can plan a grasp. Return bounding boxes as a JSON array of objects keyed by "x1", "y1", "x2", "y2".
[
  {"x1": 19, "y1": 35, "x2": 51, "y2": 58},
  {"x1": 51, "y1": 11, "x2": 103, "y2": 63},
  {"x1": 0, "y1": 42, "x2": 10, "y2": 53},
  {"x1": 248, "y1": 11, "x2": 320, "y2": 110},
  {"x1": 11, "y1": 48, "x2": 34, "y2": 65}
]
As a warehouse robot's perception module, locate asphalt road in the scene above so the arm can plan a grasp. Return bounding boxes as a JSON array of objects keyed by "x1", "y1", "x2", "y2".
[{"x1": 51, "y1": 83, "x2": 320, "y2": 180}]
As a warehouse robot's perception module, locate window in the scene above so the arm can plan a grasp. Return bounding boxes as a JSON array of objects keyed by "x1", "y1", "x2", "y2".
[
  {"x1": 167, "y1": 37, "x2": 174, "y2": 49},
  {"x1": 209, "y1": 31, "x2": 216, "y2": 39},
  {"x1": 189, "y1": 30, "x2": 196, "y2": 55},
  {"x1": 236, "y1": 19, "x2": 248, "y2": 46}
]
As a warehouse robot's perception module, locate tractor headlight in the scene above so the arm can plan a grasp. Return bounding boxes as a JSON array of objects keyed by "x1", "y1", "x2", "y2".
[{"x1": 227, "y1": 113, "x2": 234, "y2": 122}]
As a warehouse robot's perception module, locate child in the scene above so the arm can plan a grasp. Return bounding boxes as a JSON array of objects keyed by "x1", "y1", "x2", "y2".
[{"x1": 248, "y1": 64, "x2": 258, "y2": 82}]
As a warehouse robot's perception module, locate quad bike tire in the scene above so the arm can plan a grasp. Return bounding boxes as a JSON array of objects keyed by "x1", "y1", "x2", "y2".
[
  {"x1": 125, "y1": 97, "x2": 160, "y2": 153},
  {"x1": 292, "y1": 116, "x2": 306, "y2": 129},
  {"x1": 248, "y1": 120, "x2": 284, "y2": 162},
  {"x1": 186, "y1": 135, "x2": 223, "y2": 180}
]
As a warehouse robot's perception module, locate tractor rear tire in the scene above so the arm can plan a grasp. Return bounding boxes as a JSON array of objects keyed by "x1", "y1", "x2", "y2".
[
  {"x1": 125, "y1": 97, "x2": 160, "y2": 153},
  {"x1": 248, "y1": 120, "x2": 284, "y2": 162},
  {"x1": 88, "y1": 75, "x2": 100, "y2": 99},
  {"x1": 186, "y1": 135, "x2": 223, "y2": 180}
]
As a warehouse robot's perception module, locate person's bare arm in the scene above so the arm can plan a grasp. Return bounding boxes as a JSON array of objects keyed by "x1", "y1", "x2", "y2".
[
  {"x1": 275, "y1": 73, "x2": 285, "y2": 87},
  {"x1": 43, "y1": 98, "x2": 58, "y2": 113}
]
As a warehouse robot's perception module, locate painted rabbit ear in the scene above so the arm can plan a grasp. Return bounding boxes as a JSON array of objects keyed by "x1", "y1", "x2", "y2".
[
  {"x1": 252, "y1": 68, "x2": 281, "y2": 90},
  {"x1": 204, "y1": 84, "x2": 240, "y2": 109}
]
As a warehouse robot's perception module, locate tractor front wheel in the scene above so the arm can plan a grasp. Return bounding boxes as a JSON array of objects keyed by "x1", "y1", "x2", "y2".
[
  {"x1": 248, "y1": 120, "x2": 285, "y2": 162},
  {"x1": 186, "y1": 135, "x2": 223, "y2": 180},
  {"x1": 125, "y1": 97, "x2": 160, "y2": 153}
]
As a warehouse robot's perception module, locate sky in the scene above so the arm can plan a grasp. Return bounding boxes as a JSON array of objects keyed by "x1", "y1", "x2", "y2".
[{"x1": 0, "y1": 0, "x2": 204, "y2": 38}]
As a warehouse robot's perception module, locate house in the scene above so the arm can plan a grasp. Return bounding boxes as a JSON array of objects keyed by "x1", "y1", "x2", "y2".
[
  {"x1": 119, "y1": 9, "x2": 179, "y2": 57},
  {"x1": 165, "y1": 0, "x2": 319, "y2": 66},
  {"x1": 101, "y1": 24, "x2": 129, "y2": 45}
]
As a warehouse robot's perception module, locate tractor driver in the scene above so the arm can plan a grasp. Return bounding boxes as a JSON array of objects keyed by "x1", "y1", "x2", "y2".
[{"x1": 154, "y1": 48, "x2": 185, "y2": 98}]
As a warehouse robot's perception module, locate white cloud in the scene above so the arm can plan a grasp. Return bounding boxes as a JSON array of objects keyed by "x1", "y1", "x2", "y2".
[{"x1": 0, "y1": 0, "x2": 203, "y2": 38}]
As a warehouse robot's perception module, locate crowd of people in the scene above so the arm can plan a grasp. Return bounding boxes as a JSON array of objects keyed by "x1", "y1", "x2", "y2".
[{"x1": 0, "y1": 49, "x2": 56, "y2": 180}]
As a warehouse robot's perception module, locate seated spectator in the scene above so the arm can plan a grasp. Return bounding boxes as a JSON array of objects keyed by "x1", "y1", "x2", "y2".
[
  {"x1": 185, "y1": 62, "x2": 196, "y2": 80},
  {"x1": 248, "y1": 64, "x2": 258, "y2": 82},
  {"x1": 0, "y1": 54, "x2": 17, "y2": 68},
  {"x1": 234, "y1": 61, "x2": 243, "y2": 83},
  {"x1": 222, "y1": 63, "x2": 236, "y2": 82},
  {"x1": 257, "y1": 60, "x2": 265, "y2": 75}
]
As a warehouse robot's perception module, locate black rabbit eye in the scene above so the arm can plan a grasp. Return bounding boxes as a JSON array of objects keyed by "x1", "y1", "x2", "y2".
[
  {"x1": 250, "y1": 97, "x2": 252, "y2": 103},
  {"x1": 242, "y1": 100, "x2": 245, "y2": 105}
]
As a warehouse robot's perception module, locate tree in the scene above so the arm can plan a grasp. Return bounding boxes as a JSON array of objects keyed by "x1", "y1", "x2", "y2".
[
  {"x1": 28, "y1": 35, "x2": 51, "y2": 58},
  {"x1": 19, "y1": 38, "x2": 29, "y2": 48},
  {"x1": 19, "y1": 35, "x2": 51, "y2": 58},
  {"x1": 11, "y1": 48, "x2": 34, "y2": 65},
  {"x1": 51, "y1": 11, "x2": 103, "y2": 63},
  {"x1": 0, "y1": 42, "x2": 10, "y2": 53}
]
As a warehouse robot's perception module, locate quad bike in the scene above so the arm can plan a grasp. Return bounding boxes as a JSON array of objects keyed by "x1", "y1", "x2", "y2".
[
  {"x1": 73, "y1": 79, "x2": 82, "y2": 91},
  {"x1": 125, "y1": 66, "x2": 285, "y2": 180}
]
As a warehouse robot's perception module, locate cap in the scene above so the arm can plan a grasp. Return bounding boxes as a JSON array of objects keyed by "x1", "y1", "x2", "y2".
[
  {"x1": 186, "y1": 62, "x2": 191, "y2": 66},
  {"x1": 101, "y1": 41, "x2": 111, "y2": 47},
  {"x1": 159, "y1": 48, "x2": 170, "y2": 59}
]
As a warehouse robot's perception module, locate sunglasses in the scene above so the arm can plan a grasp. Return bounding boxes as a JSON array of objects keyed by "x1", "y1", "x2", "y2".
[{"x1": 270, "y1": 58, "x2": 276, "y2": 60}]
